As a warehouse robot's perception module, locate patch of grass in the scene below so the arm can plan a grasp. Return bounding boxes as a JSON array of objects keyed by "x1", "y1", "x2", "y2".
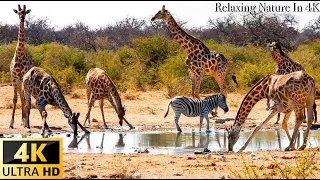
[{"x1": 228, "y1": 149, "x2": 318, "y2": 179}]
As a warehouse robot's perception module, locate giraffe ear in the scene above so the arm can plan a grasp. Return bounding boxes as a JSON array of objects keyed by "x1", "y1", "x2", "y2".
[
  {"x1": 162, "y1": 5, "x2": 166, "y2": 11},
  {"x1": 76, "y1": 112, "x2": 80, "y2": 117},
  {"x1": 13, "y1": 9, "x2": 18, "y2": 14},
  {"x1": 26, "y1": 9, "x2": 31, "y2": 14}
]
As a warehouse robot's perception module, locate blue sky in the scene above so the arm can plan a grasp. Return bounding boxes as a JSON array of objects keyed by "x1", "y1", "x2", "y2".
[{"x1": 1, "y1": 1, "x2": 319, "y2": 31}]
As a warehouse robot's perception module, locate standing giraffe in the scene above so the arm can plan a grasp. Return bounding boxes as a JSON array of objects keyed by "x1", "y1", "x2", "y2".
[
  {"x1": 9, "y1": 5, "x2": 33, "y2": 129},
  {"x1": 151, "y1": 5, "x2": 238, "y2": 100},
  {"x1": 83, "y1": 68, "x2": 134, "y2": 129},
  {"x1": 268, "y1": 39, "x2": 308, "y2": 124},
  {"x1": 226, "y1": 71, "x2": 317, "y2": 152},
  {"x1": 23, "y1": 67, "x2": 90, "y2": 135}
]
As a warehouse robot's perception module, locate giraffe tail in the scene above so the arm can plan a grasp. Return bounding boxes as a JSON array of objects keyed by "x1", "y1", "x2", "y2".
[
  {"x1": 231, "y1": 75, "x2": 239, "y2": 87},
  {"x1": 164, "y1": 101, "x2": 172, "y2": 118}
]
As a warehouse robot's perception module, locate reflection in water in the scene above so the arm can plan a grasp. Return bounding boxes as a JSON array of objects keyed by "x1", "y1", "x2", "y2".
[{"x1": 5, "y1": 129, "x2": 320, "y2": 154}]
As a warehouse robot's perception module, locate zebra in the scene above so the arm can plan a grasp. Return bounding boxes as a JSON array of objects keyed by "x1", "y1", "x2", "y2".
[{"x1": 164, "y1": 94, "x2": 229, "y2": 132}]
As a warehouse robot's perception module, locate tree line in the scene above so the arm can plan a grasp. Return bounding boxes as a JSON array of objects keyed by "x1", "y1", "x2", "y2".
[{"x1": 0, "y1": 12, "x2": 320, "y2": 51}]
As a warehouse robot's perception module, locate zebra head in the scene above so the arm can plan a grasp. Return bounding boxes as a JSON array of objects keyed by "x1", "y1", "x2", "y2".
[{"x1": 217, "y1": 94, "x2": 229, "y2": 113}]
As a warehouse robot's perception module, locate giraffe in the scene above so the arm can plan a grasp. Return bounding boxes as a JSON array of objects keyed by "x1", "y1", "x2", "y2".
[
  {"x1": 151, "y1": 5, "x2": 238, "y2": 101},
  {"x1": 268, "y1": 39, "x2": 308, "y2": 124},
  {"x1": 22, "y1": 67, "x2": 90, "y2": 135},
  {"x1": 83, "y1": 68, "x2": 134, "y2": 129},
  {"x1": 226, "y1": 71, "x2": 316, "y2": 152},
  {"x1": 9, "y1": 4, "x2": 33, "y2": 129}
]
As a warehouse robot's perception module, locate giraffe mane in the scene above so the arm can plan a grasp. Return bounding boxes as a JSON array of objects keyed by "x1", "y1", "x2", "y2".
[
  {"x1": 233, "y1": 74, "x2": 271, "y2": 126},
  {"x1": 168, "y1": 15, "x2": 210, "y2": 53}
]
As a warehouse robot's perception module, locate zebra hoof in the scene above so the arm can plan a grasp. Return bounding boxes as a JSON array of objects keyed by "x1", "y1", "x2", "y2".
[{"x1": 274, "y1": 122, "x2": 279, "y2": 124}]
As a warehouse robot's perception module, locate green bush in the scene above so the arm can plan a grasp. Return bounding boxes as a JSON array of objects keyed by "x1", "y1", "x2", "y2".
[{"x1": 0, "y1": 38, "x2": 319, "y2": 95}]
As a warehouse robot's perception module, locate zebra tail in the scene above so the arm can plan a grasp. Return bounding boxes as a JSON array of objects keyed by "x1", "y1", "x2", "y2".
[
  {"x1": 164, "y1": 101, "x2": 172, "y2": 118},
  {"x1": 231, "y1": 75, "x2": 239, "y2": 87}
]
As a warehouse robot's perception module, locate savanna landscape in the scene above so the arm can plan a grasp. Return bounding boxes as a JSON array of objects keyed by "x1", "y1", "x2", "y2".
[{"x1": 1, "y1": 3, "x2": 320, "y2": 179}]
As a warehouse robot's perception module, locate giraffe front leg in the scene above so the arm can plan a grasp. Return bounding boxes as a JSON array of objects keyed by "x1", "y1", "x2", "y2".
[
  {"x1": 281, "y1": 111, "x2": 293, "y2": 141},
  {"x1": 9, "y1": 80, "x2": 19, "y2": 128},
  {"x1": 18, "y1": 81, "x2": 26, "y2": 127},
  {"x1": 99, "y1": 98, "x2": 108, "y2": 129},
  {"x1": 239, "y1": 109, "x2": 278, "y2": 152},
  {"x1": 84, "y1": 94, "x2": 95, "y2": 127},
  {"x1": 213, "y1": 66, "x2": 227, "y2": 99}
]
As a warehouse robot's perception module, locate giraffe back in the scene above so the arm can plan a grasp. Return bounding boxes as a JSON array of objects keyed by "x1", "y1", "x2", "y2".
[
  {"x1": 268, "y1": 71, "x2": 315, "y2": 111},
  {"x1": 23, "y1": 67, "x2": 71, "y2": 110}
]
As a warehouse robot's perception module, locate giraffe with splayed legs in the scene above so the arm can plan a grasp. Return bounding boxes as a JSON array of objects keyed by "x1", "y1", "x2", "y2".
[
  {"x1": 9, "y1": 4, "x2": 33, "y2": 129},
  {"x1": 226, "y1": 71, "x2": 316, "y2": 152},
  {"x1": 268, "y1": 39, "x2": 310, "y2": 124},
  {"x1": 151, "y1": 5, "x2": 238, "y2": 101},
  {"x1": 23, "y1": 67, "x2": 90, "y2": 135},
  {"x1": 83, "y1": 68, "x2": 134, "y2": 129}
]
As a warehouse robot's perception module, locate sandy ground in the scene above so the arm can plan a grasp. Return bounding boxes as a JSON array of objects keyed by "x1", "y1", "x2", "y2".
[{"x1": 1, "y1": 85, "x2": 320, "y2": 179}]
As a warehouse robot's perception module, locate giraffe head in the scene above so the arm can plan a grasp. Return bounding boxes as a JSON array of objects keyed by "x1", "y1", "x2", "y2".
[
  {"x1": 67, "y1": 112, "x2": 80, "y2": 132},
  {"x1": 268, "y1": 39, "x2": 285, "y2": 56},
  {"x1": 13, "y1": 4, "x2": 31, "y2": 21},
  {"x1": 117, "y1": 105, "x2": 126, "y2": 126},
  {"x1": 151, "y1": 5, "x2": 171, "y2": 21},
  {"x1": 226, "y1": 124, "x2": 241, "y2": 151}
]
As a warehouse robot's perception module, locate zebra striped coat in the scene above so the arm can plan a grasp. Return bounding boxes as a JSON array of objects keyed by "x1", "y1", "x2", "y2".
[{"x1": 164, "y1": 94, "x2": 229, "y2": 132}]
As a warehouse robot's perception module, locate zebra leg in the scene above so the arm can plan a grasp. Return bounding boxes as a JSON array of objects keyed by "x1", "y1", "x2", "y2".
[
  {"x1": 204, "y1": 114, "x2": 211, "y2": 132},
  {"x1": 174, "y1": 113, "x2": 182, "y2": 132},
  {"x1": 199, "y1": 115, "x2": 204, "y2": 132}
]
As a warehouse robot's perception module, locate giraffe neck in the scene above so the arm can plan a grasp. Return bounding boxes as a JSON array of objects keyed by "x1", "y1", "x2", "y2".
[
  {"x1": 110, "y1": 83, "x2": 123, "y2": 114},
  {"x1": 166, "y1": 15, "x2": 209, "y2": 54},
  {"x1": 15, "y1": 17, "x2": 26, "y2": 60},
  {"x1": 271, "y1": 49, "x2": 288, "y2": 65},
  {"x1": 51, "y1": 78, "x2": 72, "y2": 118},
  {"x1": 233, "y1": 75, "x2": 270, "y2": 128}
]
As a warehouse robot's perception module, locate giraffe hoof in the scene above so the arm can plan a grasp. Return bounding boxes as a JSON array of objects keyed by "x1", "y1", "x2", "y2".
[
  {"x1": 9, "y1": 125, "x2": 14, "y2": 129},
  {"x1": 274, "y1": 122, "x2": 279, "y2": 124},
  {"x1": 20, "y1": 122, "x2": 25, "y2": 126},
  {"x1": 129, "y1": 126, "x2": 135, "y2": 130},
  {"x1": 27, "y1": 129, "x2": 31, "y2": 133},
  {"x1": 177, "y1": 129, "x2": 182, "y2": 132},
  {"x1": 48, "y1": 129, "x2": 52, "y2": 133}
]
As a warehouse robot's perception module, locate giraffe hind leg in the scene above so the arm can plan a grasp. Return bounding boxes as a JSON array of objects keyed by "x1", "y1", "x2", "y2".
[{"x1": 18, "y1": 81, "x2": 26, "y2": 127}]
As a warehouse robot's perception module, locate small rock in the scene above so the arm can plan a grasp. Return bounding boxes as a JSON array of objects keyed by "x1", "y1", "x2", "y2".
[
  {"x1": 273, "y1": 155, "x2": 279, "y2": 158},
  {"x1": 187, "y1": 156, "x2": 195, "y2": 160},
  {"x1": 78, "y1": 162, "x2": 86, "y2": 165},
  {"x1": 213, "y1": 167, "x2": 217, "y2": 171},
  {"x1": 97, "y1": 163, "x2": 102, "y2": 167},
  {"x1": 86, "y1": 174, "x2": 98, "y2": 179},
  {"x1": 68, "y1": 171, "x2": 76, "y2": 176},
  {"x1": 203, "y1": 154, "x2": 211, "y2": 159},
  {"x1": 216, "y1": 155, "x2": 226, "y2": 161},
  {"x1": 92, "y1": 118, "x2": 98, "y2": 122},
  {"x1": 252, "y1": 156, "x2": 260, "y2": 160},
  {"x1": 133, "y1": 172, "x2": 141, "y2": 179},
  {"x1": 66, "y1": 134, "x2": 71, "y2": 137},
  {"x1": 194, "y1": 150, "x2": 203, "y2": 154},
  {"x1": 168, "y1": 160, "x2": 175, "y2": 164},
  {"x1": 204, "y1": 148, "x2": 211, "y2": 153},
  {"x1": 220, "y1": 175, "x2": 226, "y2": 179},
  {"x1": 173, "y1": 172, "x2": 182, "y2": 176},
  {"x1": 249, "y1": 152, "x2": 256, "y2": 158},
  {"x1": 76, "y1": 175, "x2": 81, "y2": 179},
  {"x1": 126, "y1": 158, "x2": 131, "y2": 161},
  {"x1": 89, "y1": 162, "x2": 94, "y2": 166}
]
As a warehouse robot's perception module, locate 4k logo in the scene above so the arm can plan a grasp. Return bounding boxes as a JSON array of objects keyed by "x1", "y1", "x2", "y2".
[{"x1": 0, "y1": 138, "x2": 63, "y2": 179}]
